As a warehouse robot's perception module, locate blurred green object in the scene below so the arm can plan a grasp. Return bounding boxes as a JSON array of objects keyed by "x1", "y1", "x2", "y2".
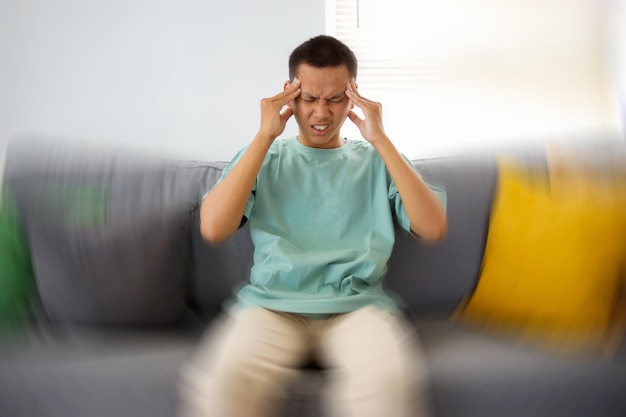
[
  {"x1": 33, "y1": 182, "x2": 110, "y2": 227},
  {"x1": 0, "y1": 189, "x2": 34, "y2": 330}
]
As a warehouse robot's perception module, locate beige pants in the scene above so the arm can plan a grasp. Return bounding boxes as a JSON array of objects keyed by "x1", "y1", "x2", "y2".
[{"x1": 178, "y1": 306, "x2": 433, "y2": 417}]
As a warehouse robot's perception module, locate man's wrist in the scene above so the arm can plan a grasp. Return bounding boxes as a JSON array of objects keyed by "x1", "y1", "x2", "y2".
[
  {"x1": 369, "y1": 133, "x2": 392, "y2": 149},
  {"x1": 253, "y1": 131, "x2": 278, "y2": 147}
]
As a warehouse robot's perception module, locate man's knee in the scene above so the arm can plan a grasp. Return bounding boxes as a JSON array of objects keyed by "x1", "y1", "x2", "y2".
[{"x1": 178, "y1": 308, "x2": 310, "y2": 417}]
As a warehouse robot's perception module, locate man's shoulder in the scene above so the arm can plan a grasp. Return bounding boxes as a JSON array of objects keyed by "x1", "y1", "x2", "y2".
[
  {"x1": 345, "y1": 139, "x2": 385, "y2": 163},
  {"x1": 346, "y1": 138, "x2": 375, "y2": 153},
  {"x1": 264, "y1": 137, "x2": 293, "y2": 156}
]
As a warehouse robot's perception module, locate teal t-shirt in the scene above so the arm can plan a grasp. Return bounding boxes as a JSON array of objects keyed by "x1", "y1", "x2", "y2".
[{"x1": 218, "y1": 137, "x2": 442, "y2": 315}]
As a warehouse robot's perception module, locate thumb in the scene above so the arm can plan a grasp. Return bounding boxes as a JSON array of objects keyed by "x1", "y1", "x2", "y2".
[
  {"x1": 347, "y1": 110, "x2": 362, "y2": 127},
  {"x1": 280, "y1": 106, "x2": 294, "y2": 122}
]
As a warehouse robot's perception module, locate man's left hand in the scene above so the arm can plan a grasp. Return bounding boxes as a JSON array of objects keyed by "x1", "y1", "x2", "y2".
[{"x1": 345, "y1": 79, "x2": 387, "y2": 144}]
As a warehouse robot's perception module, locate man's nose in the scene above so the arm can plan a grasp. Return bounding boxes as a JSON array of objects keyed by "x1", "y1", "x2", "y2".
[{"x1": 313, "y1": 100, "x2": 331, "y2": 116}]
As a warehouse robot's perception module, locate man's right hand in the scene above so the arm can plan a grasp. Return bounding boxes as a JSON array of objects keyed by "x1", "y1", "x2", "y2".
[
  {"x1": 200, "y1": 78, "x2": 301, "y2": 243},
  {"x1": 258, "y1": 78, "x2": 301, "y2": 140}
]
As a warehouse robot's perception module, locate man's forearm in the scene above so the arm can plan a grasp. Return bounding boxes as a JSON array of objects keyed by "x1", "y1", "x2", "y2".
[
  {"x1": 200, "y1": 133, "x2": 274, "y2": 243},
  {"x1": 200, "y1": 78, "x2": 300, "y2": 243},
  {"x1": 372, "y1": 136, "x2": 447, "y2": 241}
]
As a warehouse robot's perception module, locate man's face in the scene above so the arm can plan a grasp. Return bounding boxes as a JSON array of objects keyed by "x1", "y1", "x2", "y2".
[{"x1": 286, "y1": 63, "x2": 353, "y2": 149}]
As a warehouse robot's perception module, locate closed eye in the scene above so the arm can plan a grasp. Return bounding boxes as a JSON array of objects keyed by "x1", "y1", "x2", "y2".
[{"x1": 299, "y1": 94, "x2": 345, "y2": 104}]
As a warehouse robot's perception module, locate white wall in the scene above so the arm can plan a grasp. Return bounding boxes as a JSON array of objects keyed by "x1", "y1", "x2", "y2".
[
  {"x1": 0, "y1": 0, "x2": 325, "y2": 168},
  {"x1": 1, "y1": 0, "x2": 624, "y2": 175}
]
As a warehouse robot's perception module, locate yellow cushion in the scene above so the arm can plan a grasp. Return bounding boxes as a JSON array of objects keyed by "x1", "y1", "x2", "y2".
[{"x1": 457, "y1": 158, "x2": 626, "y2": 356}]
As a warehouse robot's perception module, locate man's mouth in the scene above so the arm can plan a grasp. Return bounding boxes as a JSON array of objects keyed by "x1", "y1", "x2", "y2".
[{"x1": 312, "y1": 125, "x2": 330, "y2": 133}]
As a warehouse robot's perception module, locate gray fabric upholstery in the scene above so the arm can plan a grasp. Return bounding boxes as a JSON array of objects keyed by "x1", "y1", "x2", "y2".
[
  {"x1": 1, "y1": 135, "x2": 625, "y2": 417},
  {"x1": 4, "y1": 137, "x2": 215, "y2": 325},
  {"x1": 386, "y1": 156, "x2": 498, "y2": 315},
  {"x1": 418, "y1": 319, "x2": 626, "y2": 417},
  {"x1": 0, "y1": 327, "x2": 196, "y2": 417},
  {"x1": 191, "y1": 216, "x2": 254, "y2": 316},
  {"x1": 188, "y1": 162, "x2": 255, "y2": 316},
  {"x1": 2, "y1": 319, "x2": 624, "y2": 417}
]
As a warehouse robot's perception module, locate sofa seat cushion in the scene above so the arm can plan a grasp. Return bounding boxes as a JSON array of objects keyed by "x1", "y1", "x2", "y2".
[
  {"x1": 0, "y1": 326, "x2": 198, "y2": 417},
  {"x1": 417, "y1": 318, "x2": 626, "y2": 417},
  {"x1": 2, "y1": 319, "x2": 624, "y2": 417},
  {"x1": 0, "y1": 323, "x2": 327, "y2": 417}
]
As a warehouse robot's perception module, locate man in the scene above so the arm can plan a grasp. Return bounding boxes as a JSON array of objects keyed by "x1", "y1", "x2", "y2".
[{"x1": 180, "y1": 35, "x2": 447, "y2": 417}]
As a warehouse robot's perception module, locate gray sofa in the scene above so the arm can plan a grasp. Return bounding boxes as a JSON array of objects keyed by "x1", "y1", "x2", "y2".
[{"x1": 1, "y1": 135, "x2": 625, "y2": 417}]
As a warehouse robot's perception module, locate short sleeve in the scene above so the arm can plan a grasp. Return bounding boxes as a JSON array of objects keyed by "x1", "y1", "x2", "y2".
[
  {"x1": 388, "y1": 157, "x2": 447, "y2": 236},
  {"x1": 202, "y1": 145, "x2": 256, "y2": 227}
]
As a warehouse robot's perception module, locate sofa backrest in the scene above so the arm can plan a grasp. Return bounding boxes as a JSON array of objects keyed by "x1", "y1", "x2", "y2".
[
  {"x1": 4, "y1": 136, "x2": 218, "y2": 326},
  {"x1": 4, "y1": 136, "x2": 501, "y2": 325},
  {"x1": 386, "y1": 156, "x2": 498, "y2": 315}
]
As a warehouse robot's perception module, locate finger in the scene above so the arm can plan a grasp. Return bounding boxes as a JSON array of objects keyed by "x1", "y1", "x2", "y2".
[
  {"x1": 346, "y1": 82, "x2": 366, "y2": 106},
  {"x1": 347, "y1": 79, "x2": 361, "y2": 97},
  {"x1": 272, "y1": 87, "x2": 300, "y2": 110},
  {"x1": 280, "y1": 78, "x2": 302, "y2": 98},
  {"x1": 266, "y1": 78, "x2": 301, "y2": 107},
  {"x1": 345, "y1": 79, "x2": 356, "y2": 96},
  {"x1": 347, "y1": 79, "x2": 377, "y2": 107},
  {"x1": 283, "y1": 83, "x2": 301, "y2": 101},
  {"x1": 286, "y1": 77, "x2": 301, "y2": 91}
]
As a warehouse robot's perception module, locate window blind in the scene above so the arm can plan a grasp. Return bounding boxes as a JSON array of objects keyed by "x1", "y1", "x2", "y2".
[{"x1": 327, "y1": 0, "x2": 620, "y2": 157}]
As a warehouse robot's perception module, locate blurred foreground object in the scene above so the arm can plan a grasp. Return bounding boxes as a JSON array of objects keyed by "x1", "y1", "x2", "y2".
[
  {"x1": 0, "y1": 189, "x2": 35, "y2": 334},
  {"x1": 2, "y1": 136, "x2": 207, "y2": 326},
  {"x1": 457, "y1": 140, "x2": 626, "y2": 358}
]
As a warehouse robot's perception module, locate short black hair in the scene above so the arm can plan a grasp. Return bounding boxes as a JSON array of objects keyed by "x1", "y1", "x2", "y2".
[{"x1": 288, "y1": 35, "x2": 357, "y2": 80}]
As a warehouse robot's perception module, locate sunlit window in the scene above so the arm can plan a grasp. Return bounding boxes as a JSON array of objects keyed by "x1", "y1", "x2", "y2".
[{"x1": 327, "y1": 0, "x2": 624, "y2": 158}]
